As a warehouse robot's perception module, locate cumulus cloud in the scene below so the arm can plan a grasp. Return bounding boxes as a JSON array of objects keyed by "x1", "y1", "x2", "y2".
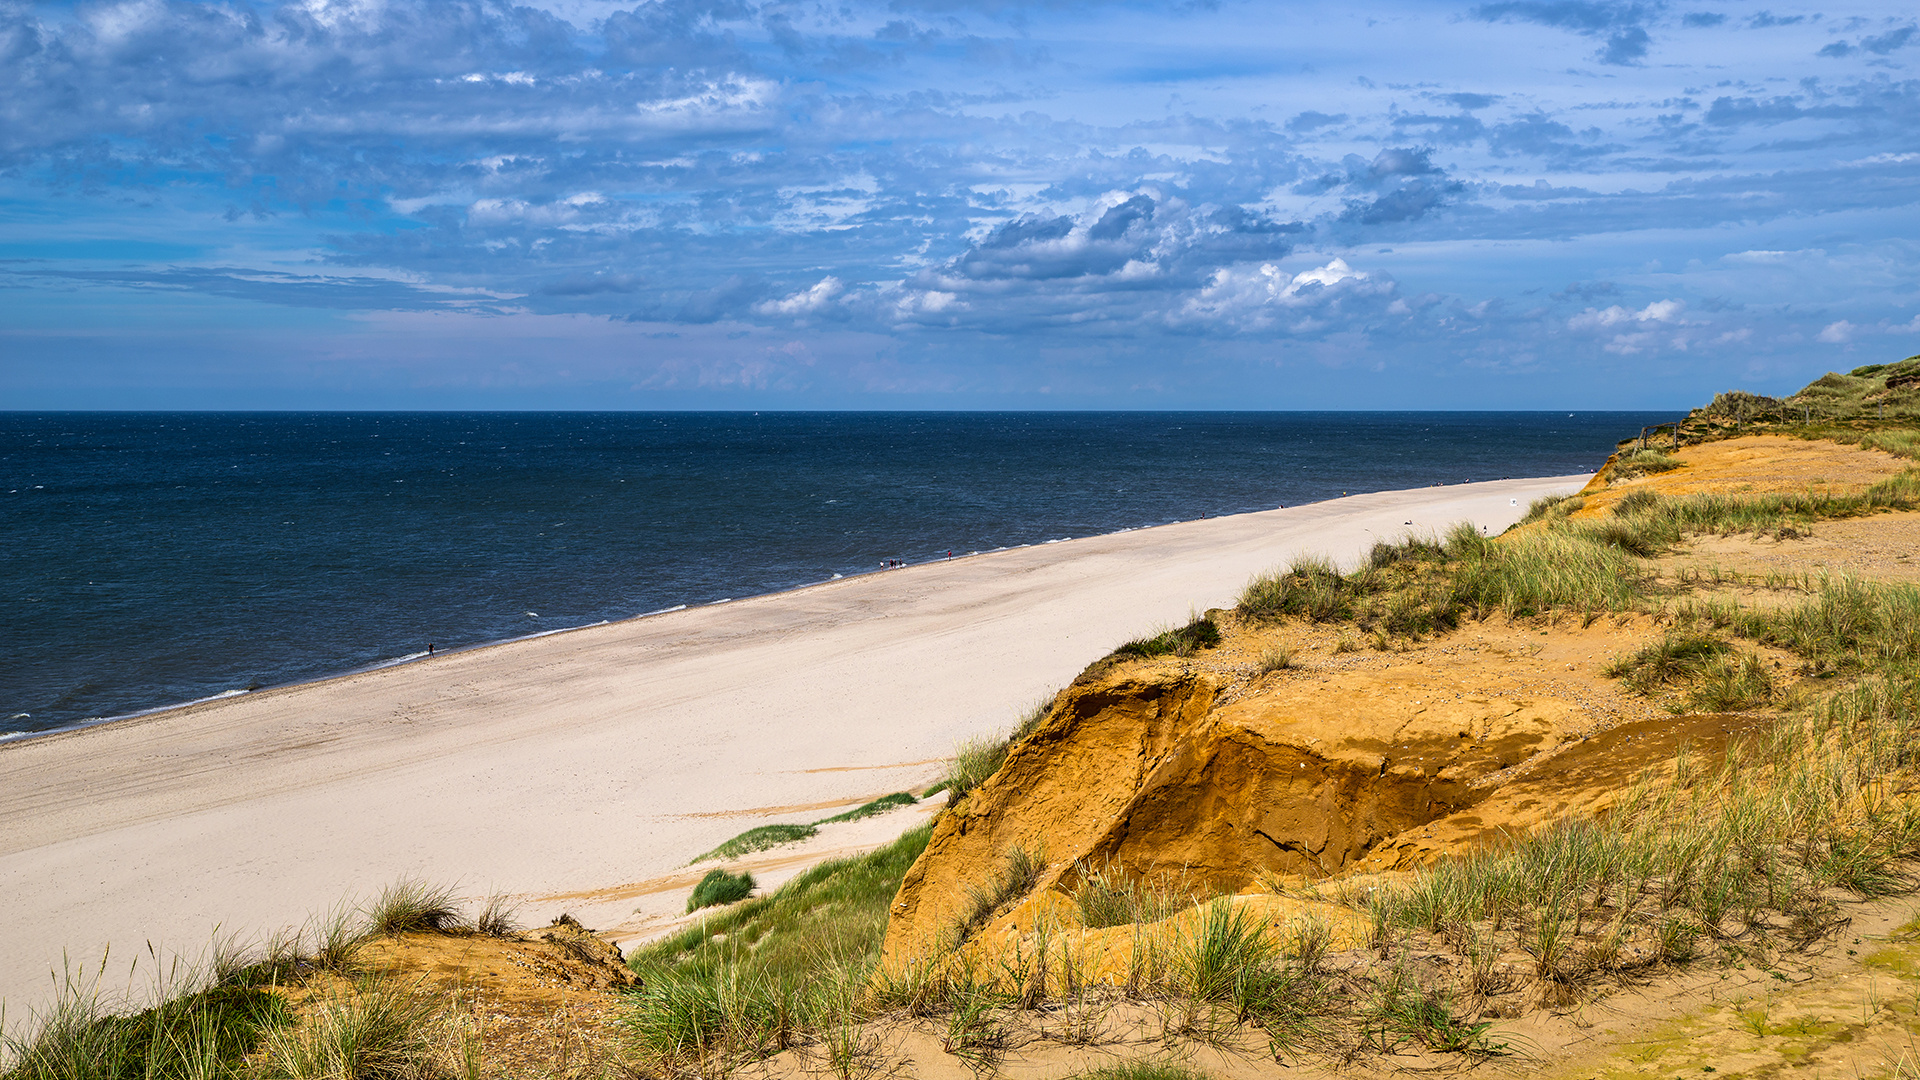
[
  {"x1": 1172, "y1": 258, "x2": 1398, "y2": 332},
  {"x1": 755, "y1": 277, "x2": 846, "y2": 317},
  {"x1": 1568, "y1": 299, "x2": 1685, "y2": 330},
  {"x1": 1818, "y1": 320, "x2": 1856, "y2": 343}
]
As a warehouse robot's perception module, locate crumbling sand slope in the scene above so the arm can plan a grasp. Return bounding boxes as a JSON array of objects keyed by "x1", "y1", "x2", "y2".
[{"x1": 879, "y1": 612, "x2": 1731, "y2": 964}]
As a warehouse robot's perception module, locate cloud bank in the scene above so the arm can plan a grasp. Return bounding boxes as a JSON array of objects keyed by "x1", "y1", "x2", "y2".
[{"x1": 3, "y1": 0, "x2": 1919, "y2": 407}]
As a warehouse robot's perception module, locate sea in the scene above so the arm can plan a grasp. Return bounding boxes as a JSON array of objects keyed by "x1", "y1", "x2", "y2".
[{"x1": 1, "y1": 411, "x2": 1676, "y2": 738}]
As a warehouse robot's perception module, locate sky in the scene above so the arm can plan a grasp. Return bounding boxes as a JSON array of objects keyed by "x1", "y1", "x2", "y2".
[{"x1": 2, "y1": 0, "x2": 1918, "y2": 409}]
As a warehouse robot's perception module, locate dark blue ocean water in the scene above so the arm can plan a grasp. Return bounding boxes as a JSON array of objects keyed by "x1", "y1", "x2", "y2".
[{"x1": 0, "y1": 412, "x2": 1673, "y2": 737}]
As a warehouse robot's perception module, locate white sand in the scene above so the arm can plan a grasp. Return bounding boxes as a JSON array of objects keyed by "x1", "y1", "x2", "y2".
[{"x1": 0, "y1": 475, "x2": 1586, "y2": 1016}]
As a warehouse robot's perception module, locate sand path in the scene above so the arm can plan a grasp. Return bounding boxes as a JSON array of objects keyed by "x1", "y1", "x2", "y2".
[{"x1": 0, "y1": 476, "x2": 1585, "y2": 1016}]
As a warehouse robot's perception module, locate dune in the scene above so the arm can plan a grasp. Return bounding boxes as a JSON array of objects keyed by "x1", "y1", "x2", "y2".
[{"x1": 0, "y1": 475, "x2": 1585, "y2": 1015}]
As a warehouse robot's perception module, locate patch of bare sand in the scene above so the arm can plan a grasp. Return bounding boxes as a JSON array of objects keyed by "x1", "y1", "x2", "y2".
[
  {"x1": 1573, "y1": 434, "x2": 1909, "y2": 515},
  {"x1": 1656, "y1": 509, "x2": 1920, "y2": 587}
]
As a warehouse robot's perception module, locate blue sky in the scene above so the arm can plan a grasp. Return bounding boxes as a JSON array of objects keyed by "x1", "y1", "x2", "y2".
[{"x1": 2, "y1": 0, "x2": 1917, "y2": 408}]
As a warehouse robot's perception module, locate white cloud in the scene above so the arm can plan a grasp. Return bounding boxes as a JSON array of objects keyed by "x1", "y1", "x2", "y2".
[
  {"x1": 1818, "y1": 320, "x2": 1856, "y2": 343},
  {"x1": 1170, "y1": 258, "x2": 1396, "y2": 333},
  {"x1": 1568, "y1": 299, "x2": 1684, "y2": 331},
  {"x1": 755, "y1": 277, "x2": 844, "y2": 317}
]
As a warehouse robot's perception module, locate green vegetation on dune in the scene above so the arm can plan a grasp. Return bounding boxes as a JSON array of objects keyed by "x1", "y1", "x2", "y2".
[
  {"x1": 689, "y1": 824, "x2": 820, "y2": 864},
  {"x1": 1111, "y1": 614, "x2": 1222, "y2": 659},
  {"x1": 2, "y1": 979, "x2": 291, "y2": 1080},
  {"x1": 687, "y1": 792, "x2": 922, "y2": 867},
  {"x1": 627, "y1": 825, "x2": 933, "y2": 1065},
  {"x1": 0, "y1": 882, "x2": 494, "y2": 1080},
  {"x1": 814, "y1": 792, "x2": 917, "y2": 825},
  {"x1": 687, "y1": 868, "x2": 756, "y2": 913}
]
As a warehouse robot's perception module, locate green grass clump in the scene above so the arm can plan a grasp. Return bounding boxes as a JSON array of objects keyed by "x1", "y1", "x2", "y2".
[
  {"x1": 627, "y1": 826, "x2": 932, "y2": 1069},
  {"x1": 1612, "y1": 448, "x2": 1684, "y2": 479},
  {"x1": 687, "y1": 869, "x2": 757, "y2": 913},
  {"x1": 1240, "y1": 555, "x2": 1353, "y2": 622},
  {"x1": 1113, "y1": 615, "x2": 1222, "y2": 659},
  {"x1": 263, "y1": 974, "x2": 469, "y2": 1080},
  {"x1": 1516, "y1": 493, "x2": 1584, "y2": 525},
  {"x1": 1604, "y1": 633, "x2": 1731, "y2": 694},
  {"x1": 935, "y1": 694, "x2": 1054, "y2": 806},
  {"x1": 1070, "y1": 862, "x2": 1198, "y2": 929},
  {"x1": 690, "y1": 823, "x2": 818, "y2": 864},
  {"x1": 948, "y1": 846, "x2": 1046, "y2": 948},
  {"x1": 2, "y1": 978, "x2": 292, "y2": 1080},
  {"x1": 364, "y1": 878, "x2": 467, "y2": 936}
]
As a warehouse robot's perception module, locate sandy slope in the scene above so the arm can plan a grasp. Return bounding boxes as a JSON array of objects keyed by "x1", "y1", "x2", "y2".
[{"x1": 0, "y1": 476, "x2": 1584, "y2": 1017}]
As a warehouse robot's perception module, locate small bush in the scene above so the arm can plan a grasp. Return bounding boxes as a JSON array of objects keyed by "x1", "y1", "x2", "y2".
[
  {"x1": 687, "y1": 869, "x2": 756, "y2": 913},
  {"x1": 365, "y1": 878, "x2": 466, "y2": 936}
]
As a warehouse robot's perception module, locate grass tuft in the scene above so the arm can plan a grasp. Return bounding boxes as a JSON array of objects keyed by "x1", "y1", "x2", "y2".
[
  {"x1": 687, "y1": 869, "x2": 757, "y2": 913},
  {"x1": 364, "y1": 878, "x2": 467, "y2": 937},
  {"x1": 1113, "y1": 615, "x2": 1222, "y2": 659},
  {"x1": 263, "y1": 974, "x2": 469, "y2": 1080},
  {"x1": 950, "y1": 846, "x2": 1046, "y2": 948}
]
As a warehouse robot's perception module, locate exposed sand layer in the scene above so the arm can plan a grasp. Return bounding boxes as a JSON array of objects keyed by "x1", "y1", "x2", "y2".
[
  {"x1": 1573, "y1": 433, "x2": 1907, "y2": 514},
  {"x1": 0, "y1": 475, "x2": 1583, "y2": 1016}
]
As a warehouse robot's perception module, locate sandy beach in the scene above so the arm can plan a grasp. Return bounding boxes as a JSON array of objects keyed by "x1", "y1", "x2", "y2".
[{"x1": 0, "y1": 475, "x2": 1585, "y2": 1017}]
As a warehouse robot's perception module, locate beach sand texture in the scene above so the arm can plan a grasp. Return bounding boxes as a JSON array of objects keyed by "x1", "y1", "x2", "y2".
[{"x1": 0, "y1": 475, "x2": 1585, "y2": 1016}]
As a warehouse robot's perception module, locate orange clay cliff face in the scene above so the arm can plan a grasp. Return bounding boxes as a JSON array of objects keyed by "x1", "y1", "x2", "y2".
[{"x1": 878, "y1": 429, "x2": 1908, "y2": 973}]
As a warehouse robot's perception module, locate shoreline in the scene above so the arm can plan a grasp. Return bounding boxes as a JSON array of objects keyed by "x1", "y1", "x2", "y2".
[
  {"x1": 0, "y1": 484, "x2": 1498, "y2": 747},
  {"x1": 0, "y1": 474, "x2": 1586, "y2": 1016}
]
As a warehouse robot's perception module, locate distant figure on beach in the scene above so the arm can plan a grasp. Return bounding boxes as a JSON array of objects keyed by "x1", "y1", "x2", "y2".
[
  {"x1": 947, "y1": 550, "x2": 953, "y2": 559},
  {"x1": 427, "y1": 643, "x2": 434, "y2": 655}
]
